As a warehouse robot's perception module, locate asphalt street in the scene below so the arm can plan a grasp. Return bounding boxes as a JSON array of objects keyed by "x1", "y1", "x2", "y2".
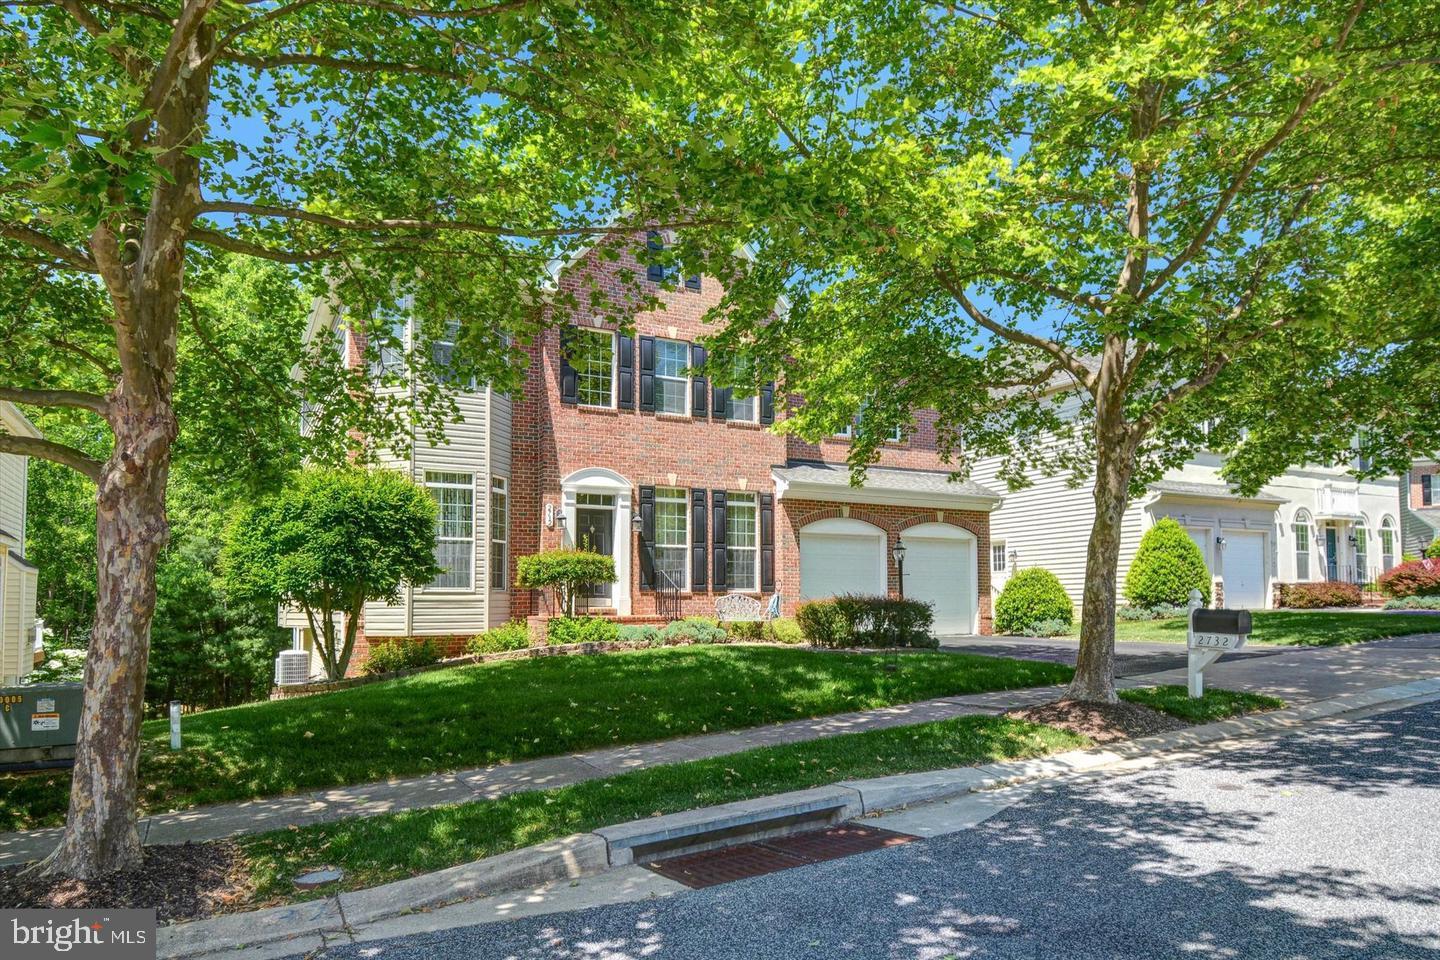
[{"x1": 311, "y1": 699, "x2": 1440, "y2": 959}]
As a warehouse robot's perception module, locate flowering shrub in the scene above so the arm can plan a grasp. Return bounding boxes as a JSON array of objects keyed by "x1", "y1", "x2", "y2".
[
  {"x1": 1274, "y1": 581, "x2": 1362, "y2": 609},
  {"x1": 1378, "y1": 558, "x2": 1440, "y2": 598}
]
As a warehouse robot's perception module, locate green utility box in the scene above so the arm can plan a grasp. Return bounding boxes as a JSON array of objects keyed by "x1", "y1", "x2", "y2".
[{"x1": 0, "y1": 682, "x2": 84, "y2": 767}]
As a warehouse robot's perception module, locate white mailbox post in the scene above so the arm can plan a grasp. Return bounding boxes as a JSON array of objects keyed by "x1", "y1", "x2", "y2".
[{"x1": 1186, "y1": 588, "x2": 1252, "y2": 698}]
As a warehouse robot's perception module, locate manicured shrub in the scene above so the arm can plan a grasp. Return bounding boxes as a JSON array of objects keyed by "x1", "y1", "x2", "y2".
[
  {"x1": 660, "y1": 617, "x2": 728, "y2": 645},
  {"x1": 618, "y1": 624, "x2": 661, "y2": 645},
  {"x1": 723, "y1": 620, "x2": 765, "y2": 641},
  {"x1": 795, "y1": 595, "x2": 936, "y2": 648},
  {"x1": 1382, "y1": 596, "x2": 1440, "y2": 610},
  {"x1": 766, "y1": 618, "x2": 804, "y2": 644},
  {"x1": 1274, "y1": 581, "x2": 1362, "y2": 609},
  {"x1": 546, "y1": 615, "x2": 620, "y2": 645},
  {"x1": 1378, "y1": 558, "x2": 1440, "y2": 598},
  {"x1": 1117, "y1": 603, "x2": 1187, "y2": 621},
  {"x1": 1125, "y1": 519, "x2": 1212, "y2": 607},
  {"x1": 1025, "y1": 618, "x2": 1072, "y2": 638},
  {"x1": 516, "y1": 550, "x2": 617, "y2": 616},
  {"x1": 994, "y1": 568, "x2": 1073, "y2": 635},
  {"x1": 468, "y1": 622, "x2": 530, "y2": 655},
  {"x1": 1426, "y1": 539, "x2": 1440, "y2": 560},
  {"x1": 361, "y1": 637, "x2": 440, "y2": 676}
]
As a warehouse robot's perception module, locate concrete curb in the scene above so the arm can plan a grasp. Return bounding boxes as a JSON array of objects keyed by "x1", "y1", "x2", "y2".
[{"x1": 158, "y1": 675, "x2": 1440, "y2": 959}]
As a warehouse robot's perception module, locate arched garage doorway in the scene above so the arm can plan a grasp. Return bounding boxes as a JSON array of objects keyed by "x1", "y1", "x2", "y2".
[
  {"x1": 798, "y1": 518, "x2": 886, "y2": 601},
  {"x1": 901, "y1": 522, "x2": 978, "y2": 635}
]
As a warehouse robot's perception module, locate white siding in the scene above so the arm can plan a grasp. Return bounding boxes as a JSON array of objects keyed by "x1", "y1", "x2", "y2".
[
  {"x1": 2, "y1": 553, "x2": 36, "y2": 683},
  {"x1": 0, "y1": 451, "x2": 26, "y2": 551},
  {"x1": 487, "y1": 391, "x2": 512, "y2": 627}
]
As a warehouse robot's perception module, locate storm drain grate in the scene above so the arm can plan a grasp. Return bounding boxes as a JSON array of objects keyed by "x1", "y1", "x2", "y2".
[{"x1": 644, "y1": 824, "x2": 915, "y2": 889}]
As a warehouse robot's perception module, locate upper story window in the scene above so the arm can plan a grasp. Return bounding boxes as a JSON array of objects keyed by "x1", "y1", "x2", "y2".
[
  {"x1": 489, "y1": 477, "x2": 508, "y2": 590},
  {"x1": 835, "y1": 420, "x2": 902, "y2": 443},
  {"x1": 575, "y1": 329, "x2": 616, "y2": 408},
  {"x1": 654, "y1": 338, "x2": 689, "y2": 415},
  {"x1": 429, "y1": 320, "x2": 469, "y2": 385},
  {"x1": 644, "y1": 231, "x2": 701, "y2": 290},
  {"x1": 1423, "y1": 474, "x2": 1434, "y2": 507},
  {"x1": 654, "y1": 487, "x2": 689, "y2": 590},
  {"x1": 726, "y1": 492, "x2": 759, "y2": 591},
  {"x1": 727, "y1": 391, "x2": 757, "y2": 423},
  {"x1": 371, "y1": 303, "x2": 409, "y2": 381},
  {"x1": 426, "y1": 471, "x2": 474, "y2": 590}
]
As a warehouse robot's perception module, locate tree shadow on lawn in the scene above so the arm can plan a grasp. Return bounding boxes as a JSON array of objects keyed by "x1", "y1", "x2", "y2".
[{"x1": 400, "y1": 705, "x2": 1440, "y2": 960}]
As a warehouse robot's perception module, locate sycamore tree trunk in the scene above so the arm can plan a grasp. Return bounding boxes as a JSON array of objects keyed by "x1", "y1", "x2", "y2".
[{"x1": 36, "y1": 10, "x2": 214, "y2": 878}]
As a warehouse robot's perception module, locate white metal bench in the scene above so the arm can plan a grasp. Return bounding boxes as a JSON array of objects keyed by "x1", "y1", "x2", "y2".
[{"x1": 715, "y1": 593, "x2": 782, "y2": 622}]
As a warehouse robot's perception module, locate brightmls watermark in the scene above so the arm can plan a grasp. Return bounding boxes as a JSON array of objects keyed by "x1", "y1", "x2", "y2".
[{"x1": 3, "y1": 910, "x2": 156, "y2": 959}]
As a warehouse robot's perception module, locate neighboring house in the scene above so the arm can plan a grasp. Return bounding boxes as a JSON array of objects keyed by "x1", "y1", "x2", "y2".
[
  {"x1": 290, "y1": 230, "x2": 1002, "y2": 676},
  {"x1": 0, "y1": 402, "x2": 40, "y2": 685},
  {"x1": 1401, "y1": 458, "x2": 1440, "y2": 557},
  {"x1": 973, "y1": 427, "x2": 1403, "y2": 610}
]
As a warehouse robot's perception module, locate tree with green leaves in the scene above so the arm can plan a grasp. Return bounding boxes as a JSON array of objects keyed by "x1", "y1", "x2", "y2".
[
  {"x1": 1, "y1": 0, "x2": 749, "y2": 878},
  {"x1": 632, "y1": 0, "x2": 1440, "y2": 701},
  {"x1": 222, "y1": 467, "x2": 439, "y2": 681}
]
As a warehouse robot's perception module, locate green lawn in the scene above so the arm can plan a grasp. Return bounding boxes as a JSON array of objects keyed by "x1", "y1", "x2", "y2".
[
  {"x1": 237, "y1": 714, "x2": 1087, "y2": 907},
  {"x1": 1111, "y1": 610, "x2": 1440, "y2": 646},
  {"x1": 1118, "y1": 685, "x2": 1285, "y2": 723},
  {"x1": 0, "y1": 645, "x2": 1072, "y2": 832}
]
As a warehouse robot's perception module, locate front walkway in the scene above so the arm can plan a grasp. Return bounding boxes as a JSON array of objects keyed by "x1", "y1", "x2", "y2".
[{"x1": 5, "y1": 632, "x2": 1437, "y2": 868}]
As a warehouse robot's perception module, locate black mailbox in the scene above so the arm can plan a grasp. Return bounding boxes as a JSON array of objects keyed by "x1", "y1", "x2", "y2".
[{"x1": 1191, "y1": 608, "x2": 1252, "y2": 636}]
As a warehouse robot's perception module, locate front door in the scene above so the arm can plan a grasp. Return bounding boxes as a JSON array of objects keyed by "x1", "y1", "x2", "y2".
[
  {"x1": 1325, "y1": 525, "x2": 1339, "y2": 581},
  {"x1": 576, "y1": 504, "x2": 615, "y2": 601}
]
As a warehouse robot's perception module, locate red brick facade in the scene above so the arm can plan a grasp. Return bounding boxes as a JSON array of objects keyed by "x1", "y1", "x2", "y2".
[{"x1": 1410, "y1": 464, "x2": 1439, "y2": 510}]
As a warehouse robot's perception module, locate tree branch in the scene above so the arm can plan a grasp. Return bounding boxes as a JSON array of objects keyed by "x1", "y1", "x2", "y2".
[
  {"x1": 0, "y1": 386, "x2": 110, "y2": 414},
  {"x1": 0, "y1": 430, "x2": 104, "y2": 482},
  {"x1": 188, "y1": 227, "x2": 341, "y2": 263},
  {"x1": 222, "y1": 51, "x2": 468, "y2": 80},
  {"x1": 136, "y1": 0, "x2": 220, "y2": 134},
  {"x1": 0, "y1": 223, "x2": 98, "y2": 273},
  {"x1": 934, "y1": 268, "x2": 1095, "y2": 390},
  {"x1": 53, "y1": 0, "x2": 149, "y2": 81}
]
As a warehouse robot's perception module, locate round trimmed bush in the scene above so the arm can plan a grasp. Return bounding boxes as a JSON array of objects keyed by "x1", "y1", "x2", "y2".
[
  {"x1": 1125, "y1": 518, "x2": 1212, "y2": 608},
  {"x1": 994, "y1": 568, "x2": 1073, "y2": 635}
]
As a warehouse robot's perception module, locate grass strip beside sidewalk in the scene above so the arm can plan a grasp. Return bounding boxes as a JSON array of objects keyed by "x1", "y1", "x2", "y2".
[
  {"x1": 1110, "y1": 611, "x2": 1440, "y2": 646},
  {"x1": 1118, "y1": 685, "x2": 1285, "y2": 723}
]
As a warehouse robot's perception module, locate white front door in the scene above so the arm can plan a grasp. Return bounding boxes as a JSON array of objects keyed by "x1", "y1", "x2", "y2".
[
  {"x1": 798, "y1": 519, "x2": 886, "y2": 600},
  {"x1": 901, "y1": 524, "x2": 977, "y2": 635},
  {"x1": 1223, "y1": 531, "x2": 1267, "y2": 608}
]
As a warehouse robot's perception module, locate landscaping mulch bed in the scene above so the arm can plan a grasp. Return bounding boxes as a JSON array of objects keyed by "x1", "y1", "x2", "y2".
[
  {"x1": 1005, "y1": 699, "x2": 1189, "y2": 744},
  {"x1": 0, "y1": 841, "x2": 248, "y2": 922}
]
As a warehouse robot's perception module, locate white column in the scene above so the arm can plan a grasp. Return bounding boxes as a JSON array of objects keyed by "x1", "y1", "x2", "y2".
[{"x1": 615, "y1": 491, "x2": 633, "y2": 616}]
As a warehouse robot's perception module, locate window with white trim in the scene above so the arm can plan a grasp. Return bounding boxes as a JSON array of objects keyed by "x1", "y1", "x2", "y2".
[
  {"x1": 654, "y1": 338, "x2": 689, "y2": 415},
  {"x1": 575, "y1": 329, "x2": 615, "y2": 407},
  {"x1": 1354, "y1": 519, "x2": 1369, "y2": 580},
  {"x1": 991, "y1": 541, "x2": 1007, "y2": 574},
  {"x1": 654, "y1": 487, "x2": 689, "y2": 590},
  {"x1": 371, "y1": 302, "x2": 409, "y2": 381},
  {"x1": 489, "y1": 476, "x2": 508, "y2": 589},
  {"x1": 1293, "y1": 512, "x2": 1311, "y2": 581},
  {"x1": 835, "y1": 416, "x2": 902, "y2": 442},
  {"x1": 426, "y1": 471, "x2": 474, "y2": 589},
  {"x1": 726, "y1": 492, "x2": 759, "y2": 590},
  {"x1": 1380, "y1": 517, "x2": 1396, "y2": 572},
  {"x1": 727, "y1": 392, "x2": 757, "y2": 422}
]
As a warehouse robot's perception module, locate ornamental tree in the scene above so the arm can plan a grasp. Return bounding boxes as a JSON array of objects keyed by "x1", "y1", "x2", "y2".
[
  {"x1": 222, "y1": 468, "x2": 439, "y2": 681},
  {"x1": 0, "y1": 0, "x2": 752, "y2": 878},
  {"x1": 628, "y1": 0, "x2": 1440, "y2": 701},
  {"x1": 516, "y1": 549, "x2": 617, "y2": 617}
]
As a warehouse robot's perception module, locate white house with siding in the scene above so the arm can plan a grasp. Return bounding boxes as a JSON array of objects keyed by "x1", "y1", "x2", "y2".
[
  {"x1": 282, "y1": 297, "x2": 512, "y2": 677},
  {"x1": 0, "y1": 402, "x2": 40, "y2": 684},
  {"x1": 975, "y1": 438, "x2": 1402, "y2": 611}
]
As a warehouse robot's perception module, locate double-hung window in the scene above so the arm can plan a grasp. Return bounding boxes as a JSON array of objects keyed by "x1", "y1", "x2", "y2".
[
  {"x1": 654, "y1": 338, "x2": 689, "y2": 415},
  {"x1": 1380, "y1": 519, "x2": 1396, "y2": 572},
  {"x1": 726, "y1": 493, "x2": 760, "y2": 590},
  {"x1": 654, "y1": 487, "x2": 689, "y2": 589},
  {"x1": 371, "y1": 303, "x2": 409, "y2": 382},
  {"x1": 575, "y1": 329, "x2": 615, "y2": 407},
  {"x1": 991, "y1": 542, "x2": 1007, "y2": 574},
  {"x1": 426, "y1": 472, "x2": 474, "y2": 589},
  {"x1": 727, "y1": 392, "x2": 757, "y2": 423},
  {"x1": 489, "y1": 477, "x2": 508, "y2": 589},
  {"x1": 1424, "y1": 474, "x2": 1434, "y2": 507},
  {"x1": 1354, "y1": 521, "x2": 1368, "y2": 580},
  {"x1": 1294, "y1": 520, "x2": 1311, "y2": 581}
]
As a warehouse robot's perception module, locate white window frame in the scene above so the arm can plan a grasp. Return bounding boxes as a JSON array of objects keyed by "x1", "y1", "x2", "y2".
[
  {"x1": 653, "y1": 487, "x2": 690, "y2": 591},
  {"x1": 1380, "y1": 517, "x2": 1396, "y2": 572},
  {"x1": 725, "y1": 492, "x2": 760, "y2": 592},
  {"x1": 489, "y1": 476, "x2": 508, "y2": 590},
  {"x1": 727, "y1": 391, "x2": 758, "y2": 423},
  {"x1": 575, "y1": 329, "x2": 617, "y2": 409},
  {"x1": 425, "y1": 471, "x2": 475, "y2": 591},
  {"x1": 1354, "y1": 519, "x2": 1369, "y2": 580},
  {"x1": 991, "y1": 541, "x2": 1007, "y2": 574},
  {"x1": 1293, "y1": 511, "x2": 1312, "y2": 581},
  {"x1": 371, "y1": 301, "x2": 410, "y2": 382},
  {"x1": 654, "y1": 337, "x2": 690, "y2": 416},
  {"x1": 835, "y1": 417, "x2": 902, "y2": 443}
]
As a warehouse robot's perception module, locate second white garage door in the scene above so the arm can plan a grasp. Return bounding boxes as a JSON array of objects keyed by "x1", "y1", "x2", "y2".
[
  {"x1": 1223, "y1": 531, "x2": 1268, "y2": 609},
  {"x1": 798, "y1": 518, "x2": 886, "y2": 600},
  {"x1": 901, "y1": 523, "x2": 978, "y2": 635}
]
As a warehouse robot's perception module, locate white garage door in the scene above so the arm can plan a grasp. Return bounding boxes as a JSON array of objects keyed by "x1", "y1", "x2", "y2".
[
  {"x1": 798, "y1": 519, "x2": 886, "y2": 601},
  {"x1": 1223, "y1": 531, "x2": 1267, "y2": 609},
  {"x1": 901, "y1": 524, "x2": 977, "y2": 635}
]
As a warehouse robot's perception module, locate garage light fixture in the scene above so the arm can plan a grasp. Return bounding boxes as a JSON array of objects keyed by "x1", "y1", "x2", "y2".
[{"x1": 1215, "y1": 536, "x2": 1227, "y2": 547}]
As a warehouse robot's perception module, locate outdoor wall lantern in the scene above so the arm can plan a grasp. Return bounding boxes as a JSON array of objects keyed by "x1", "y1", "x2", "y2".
[
  {"x1": 1347, "y1": 534, "x2": 1359, "y2": 546},
  {"x1": 1008, "y1": 549, "x2": 1019, "y2": 566},
  {"x1": 631, "y1": 512, "x2": 644, "y2": 535},
  {"x1": 891, "y1": 542, "x2": 908, "y2": 599},
  {"x1": 1215, "y1": 535, "x2": 1227, "y2": 547}
]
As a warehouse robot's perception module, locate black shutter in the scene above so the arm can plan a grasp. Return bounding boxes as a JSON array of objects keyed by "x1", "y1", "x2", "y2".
[
  {"x1": 617, "y1": 334, "x2": 635, "y2": 409},
  {"x1": 639, "y1": 486, "x2": 656, "y2": 590},
  {"x1": 685, "y1": 274, "x2": 701, "y2": 291},
  {"x1": 760, "y1": 493, "x2": 775, "y2": 592},
  {"x1": 639, "y1": 336, "x2": 656, "y2": 412},
  {"x1": 690, "y1": 344, "x2": 708, "y2": 417},
  {"x1": 559, "y1": 326, "x2": 578, "y2": 404},
  {"x1": 691, "y1": 489, "x2": 708, "y2": 590},
  {"x1": 1424, "y1": 474, "x2": 1434, "y2": 507},
  {"x1": 712, "y1": 384, "x2": 730, "y2": 420},
  {"x1": 646, "y1": 232, "x2": 665, "y2": 282},
  {"x1": 759, "y1": 382, "x2": 775, "y2": 425},
  {"x1": 711, "y1": 490, "x2": 728, "y2": 590}
]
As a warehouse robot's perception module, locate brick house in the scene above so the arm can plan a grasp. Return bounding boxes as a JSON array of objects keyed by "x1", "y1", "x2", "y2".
[
  {"x1": 284, "y1": 230, "x2": 1000, "y2": 676},
  {"x1": 1402, "y1": 458, "x2": 1440, "y2": 556}
]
